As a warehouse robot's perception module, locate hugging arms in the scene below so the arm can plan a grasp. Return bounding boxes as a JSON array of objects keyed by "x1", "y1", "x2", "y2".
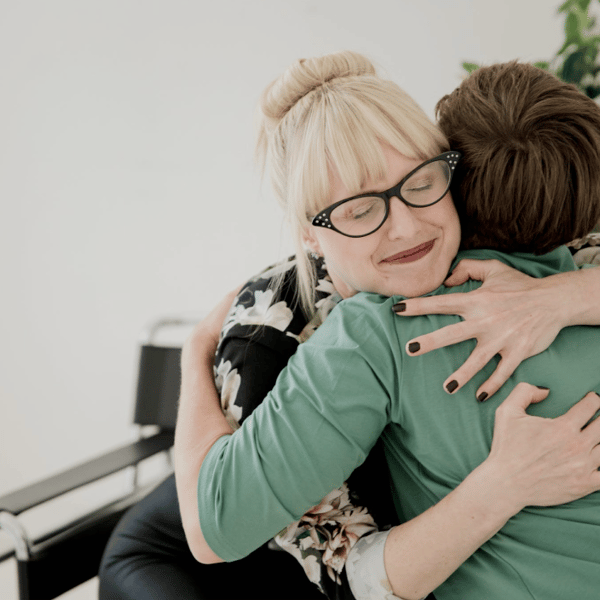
[
  {"x1": 176, "y1": 57, "x2": 600, "y2": 600},
  {"x1": 99, "y1": 53, "x2": 600, "y2": 600},
  {"x1": 177, "y1": 247, "x2": 597, "y2": 597}
]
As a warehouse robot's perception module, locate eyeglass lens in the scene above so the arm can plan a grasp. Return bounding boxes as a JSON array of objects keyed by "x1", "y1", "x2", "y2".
[{"x1": 330, "y1": 159, "x2": 451, "y2": 236}]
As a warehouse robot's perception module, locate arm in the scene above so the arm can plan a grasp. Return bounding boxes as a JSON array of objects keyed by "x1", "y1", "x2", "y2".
[
  {"x1": 189, "y1": 301, "x2": 600, "y2": 596},
  {"x1": 178, "y1": 261, "x2": 387, "y2": 599},
  {"x1": 174, "y1": 291, "x2": 237, "y2": 564},
  {"x1": 394, "y1": 259, "x2": 600, "y2": 400},
  {"x1": 379, "y1": 384, "x2": 600, "y2": 600}
]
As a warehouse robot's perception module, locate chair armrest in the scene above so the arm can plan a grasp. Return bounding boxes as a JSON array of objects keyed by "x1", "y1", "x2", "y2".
[{"x1": 0, "y1": 431, "x2": 174, "y2": 516}]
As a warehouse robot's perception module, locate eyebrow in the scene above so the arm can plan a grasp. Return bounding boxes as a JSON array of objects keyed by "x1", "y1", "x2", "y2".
[{"x1": 349, "y1": 175, "x2": 402, "y2": 199}]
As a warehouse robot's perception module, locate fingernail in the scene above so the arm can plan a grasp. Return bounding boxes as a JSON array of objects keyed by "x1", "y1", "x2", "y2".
[
  {"x1": 446, "y1": 380, "x2": 459, "y2": 394},
  {"x1": 393, "y1": 302, "x2": 406, "y2": 313},
  {"x1": 536, "y1": 386, "x2": 549, "y2": 390},
  {"x1": 408, "y1": 341, "x2": 420, "y2": 354},
  {"x1": 477, "y1": 391, "x2": 488, "y2": 403}
]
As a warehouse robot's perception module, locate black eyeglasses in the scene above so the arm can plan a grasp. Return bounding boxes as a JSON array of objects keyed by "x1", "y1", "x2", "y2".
[{"x1": 311, "y1": 151, "x2": 462, "y2": 238}]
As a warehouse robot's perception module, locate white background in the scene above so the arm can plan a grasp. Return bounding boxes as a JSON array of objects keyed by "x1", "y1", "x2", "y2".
[{"x1": 0, "y1": 1, "x2": 566, "y2": 597}]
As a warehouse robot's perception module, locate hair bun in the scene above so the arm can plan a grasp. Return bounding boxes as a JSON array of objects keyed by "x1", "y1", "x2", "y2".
[{"x1": 260, "y1": 50, "x2": 377, "y2": 121}]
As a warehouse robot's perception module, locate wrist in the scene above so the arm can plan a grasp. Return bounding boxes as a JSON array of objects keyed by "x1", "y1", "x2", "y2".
[
  {"x1": 544, "y1": 268, "x2": 599, "y2": 328},
  {"x1": 464, "y1": 460, "x2": 524, "y2": 524}
]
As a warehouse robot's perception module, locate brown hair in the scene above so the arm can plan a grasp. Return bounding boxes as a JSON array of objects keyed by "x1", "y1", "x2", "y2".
[{"x1": 436, "y1": 61, "x2": 600, "y2": 254}]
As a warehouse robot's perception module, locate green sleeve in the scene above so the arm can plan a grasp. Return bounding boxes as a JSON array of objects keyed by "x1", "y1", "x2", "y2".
[{"x1": 197, "y1": 297, "x2": 397, "y2": 561}]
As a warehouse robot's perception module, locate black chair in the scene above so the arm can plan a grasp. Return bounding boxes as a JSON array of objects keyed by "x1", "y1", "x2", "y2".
[{"x1": 0, "y1": 316, "x2": 197, "y2": 600}]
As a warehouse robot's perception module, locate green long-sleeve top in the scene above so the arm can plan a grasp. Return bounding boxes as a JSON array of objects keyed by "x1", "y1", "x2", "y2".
[{"x1": 197, "y1": 246, "x2": 600, "y2": 600}]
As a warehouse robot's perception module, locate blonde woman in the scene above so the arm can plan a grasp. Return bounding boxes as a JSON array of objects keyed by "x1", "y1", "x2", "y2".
[{"x1": 101, "y1": 53, "x2": 600, "y2": 600}]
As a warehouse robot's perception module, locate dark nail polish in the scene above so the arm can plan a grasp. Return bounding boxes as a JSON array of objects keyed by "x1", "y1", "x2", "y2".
[
  {"x1": 536, "y1": 386, "x2": 549, "y2": 390},
  {"x1": 408, "y1": 341, "x2": 420, "y2": 354},
  {"x1": 393, "y1": 302, "x2": 406, "y2": 313},
  {"x1": 446, "y1": 380, "x2": 459, "y2": 394},
  {"x1": 477, "y1": 391, "x2": 488, "y2": 403}
]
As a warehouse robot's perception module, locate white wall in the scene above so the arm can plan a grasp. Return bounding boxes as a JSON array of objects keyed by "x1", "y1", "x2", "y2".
[{"x1": 0, "y1": 0, "x2": 563, "y2": 597}]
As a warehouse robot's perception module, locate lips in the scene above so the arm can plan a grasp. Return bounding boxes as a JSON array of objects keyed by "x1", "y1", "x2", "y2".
[{"x1": 381, "y1": 240, "x2": 436, "y2": 264}]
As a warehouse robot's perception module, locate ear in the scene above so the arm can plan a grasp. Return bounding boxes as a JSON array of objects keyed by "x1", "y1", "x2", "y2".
[{"x1": 301, "y1": 226, "x2": 323, "y2": 257}]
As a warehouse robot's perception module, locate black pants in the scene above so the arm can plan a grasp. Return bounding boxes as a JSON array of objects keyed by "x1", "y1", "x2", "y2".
[{"x1": 98, "y1": 474, "x2": 324, "y2": 600}]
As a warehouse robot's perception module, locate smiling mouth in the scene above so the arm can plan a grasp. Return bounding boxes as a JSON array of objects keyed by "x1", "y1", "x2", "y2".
[{"x1": 381, "y1": 240, "x2": 436, "y2": 264}]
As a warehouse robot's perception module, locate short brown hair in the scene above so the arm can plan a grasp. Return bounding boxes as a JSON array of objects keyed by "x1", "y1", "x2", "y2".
[{"x1": 436, "y1": 61, "x2": 600, "y2": 254}]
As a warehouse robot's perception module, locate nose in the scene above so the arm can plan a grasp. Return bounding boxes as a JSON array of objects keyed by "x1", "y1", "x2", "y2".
[{"x1": 384, "y1": 196, "x2": 421, "y2": 240}]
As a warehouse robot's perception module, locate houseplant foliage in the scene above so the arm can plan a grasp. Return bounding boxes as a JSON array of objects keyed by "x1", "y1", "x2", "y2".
[{"x1": 463, "y1": 0, "x2": 600, "y2": 99}]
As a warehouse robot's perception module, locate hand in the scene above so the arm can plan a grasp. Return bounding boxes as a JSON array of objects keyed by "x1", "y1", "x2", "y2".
[
  {"x1": 394, "y1": 259, "x2": 562, "y2": 400},
  {"x1": 482, "y1": 383, "x2": 600, "y2": 512}
]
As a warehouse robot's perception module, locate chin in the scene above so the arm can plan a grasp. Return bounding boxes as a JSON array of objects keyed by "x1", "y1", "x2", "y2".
[{"x1": 389, "y1": 276, "x2": 445, "y2": 299}]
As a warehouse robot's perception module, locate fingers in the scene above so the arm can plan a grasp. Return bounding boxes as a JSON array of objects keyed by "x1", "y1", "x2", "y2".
[
  {"x1": 495, "y1": 382, "x2": 550, "y2": 415},
  {"x1": 582, "y1": 414, "x2": 600, "y2": 448},
  {"x1": 443, "y1": 259, "x2": 506, "y2": 287},
  {"x1": 471, "y1": 353, "x2": 524, "y2": 401},
  {"x1": 443, "y1": 260, "x2": 480, "y2": 287},
  {"x1": 405, "y1": 321, "x2": 476, "y2": 356},
  {"x1": 405, "y1": 323, "x2": 523, "y2": 400},
  {"x1": 440, "y1": 350, "x2": 526, "y2": 401},
  {"x1": 562, "y1": 392, "x2": 600, "y2": 431},
  {"x1": 591, "y1": 444, "x2": 600, "y2": 472},
  {"x1": 393, "y1": 292, "x2": 471, "y2": 317},
  {"x1": 439, "y1": 346, "x2": 500, "y2": 399}
]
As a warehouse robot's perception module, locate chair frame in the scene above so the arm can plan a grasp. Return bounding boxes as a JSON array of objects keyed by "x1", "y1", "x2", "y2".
[{"x1": 0, "y1": 316, "x2": 198, "y2": 600}]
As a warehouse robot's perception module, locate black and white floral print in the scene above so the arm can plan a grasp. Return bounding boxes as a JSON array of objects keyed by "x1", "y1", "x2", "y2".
[
  {"x1": 213, "y1": 358, "x2": 242, "y2": 430},
  {"x1": 275, "y1": 483, "x2": 378, "y2": 586},
  {"x1": 568, "y1": 232, "x2": 600, "y2": 266},
  {"x1": 213, "y1": 254, "x2": 381, "y2": 599}
]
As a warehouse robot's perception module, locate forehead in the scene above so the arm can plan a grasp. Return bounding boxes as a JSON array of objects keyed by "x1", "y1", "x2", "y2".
[{"x1": 329, "y1": 146, "x2": 426, "y2": 203}]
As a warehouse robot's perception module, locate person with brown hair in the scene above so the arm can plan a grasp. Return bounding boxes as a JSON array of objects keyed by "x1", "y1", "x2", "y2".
[
  {"x1": 173, "y1": 56, "x2": 600, "y2": 600},
  {"x1": 438, "y1": 61, "x2": 600, "y2": 255},
  {"x1": 396, "y1": 60, "x2": 600, "y2": 401}
]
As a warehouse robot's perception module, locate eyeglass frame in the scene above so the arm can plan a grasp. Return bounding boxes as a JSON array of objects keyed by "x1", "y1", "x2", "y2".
[{"x1": 310, "y1": 150, "x2": 463, "y2": 238}]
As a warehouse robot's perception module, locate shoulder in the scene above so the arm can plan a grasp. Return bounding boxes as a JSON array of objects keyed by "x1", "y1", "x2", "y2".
[
  {"x1": 303, "y1": 292, "x2": 399, "y2": 362},
  {"x1": 335, "y1": 293, "x2": 396, "y2": 326},
  {"x1": 219, "y1": 255, "x2": 337, "y2": 345}
]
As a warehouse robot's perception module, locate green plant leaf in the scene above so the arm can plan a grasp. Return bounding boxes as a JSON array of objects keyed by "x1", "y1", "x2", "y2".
[
  {"x1": 559, "y1": 0, "x2": 592, "y2": 13},
  {"x1": 560, "y1": 49, "x2": 588, "y2": 83},
  {"x1": 557, "y1": 39, "x2": 575, "y2": 55},
  {"x1": 463, "y1": 0, "x2": 600, "y2": 97},
  {"x1": 462, "y1": 62, "x2": 480, "y2": 74},
  {"x1": 584, "y1": 84, "x2": 600, "y2": 98},
  {"x1": 565, "y1": 11, "x2": 583, "y2": 44},
  {"x1": 559, "y1": 0, "x2": 575, "y2": 13},
  {"x1": 584, "y1": 43, "x2": 599, "y2": 63},
  {"x1": 533, "y1": 61, "x2": 551, "y2": 70}
]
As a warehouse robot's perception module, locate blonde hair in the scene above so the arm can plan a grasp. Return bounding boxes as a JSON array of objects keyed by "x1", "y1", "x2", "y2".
[{"x1": 256, "y1": 51, "x2": 447, "y2": 315}]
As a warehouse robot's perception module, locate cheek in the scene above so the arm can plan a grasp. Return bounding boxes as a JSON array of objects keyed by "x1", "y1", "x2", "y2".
[
  {"x1": 320, "y1": 236, "x2": 376, "y2": 277},
  {"x1": 439, "y1": 197, "x2": 461, "y2": 240}
]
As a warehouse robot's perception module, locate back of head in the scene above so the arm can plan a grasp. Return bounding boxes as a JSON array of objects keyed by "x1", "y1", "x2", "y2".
[
  {"x1": 436, "y1": 61, "x2": 600, "y2": 254},
  {"x1": 257, "y1": 51, "x2": 447, "y2": 313}
]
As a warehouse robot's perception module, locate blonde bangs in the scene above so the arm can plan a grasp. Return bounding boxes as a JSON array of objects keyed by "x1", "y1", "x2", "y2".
[
  {"x1": 287, "y1": 77, "x2": 448, "y2": 223},
  {"x1": 286, "y1": 104, "x2": 331, "y2": 224}
]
